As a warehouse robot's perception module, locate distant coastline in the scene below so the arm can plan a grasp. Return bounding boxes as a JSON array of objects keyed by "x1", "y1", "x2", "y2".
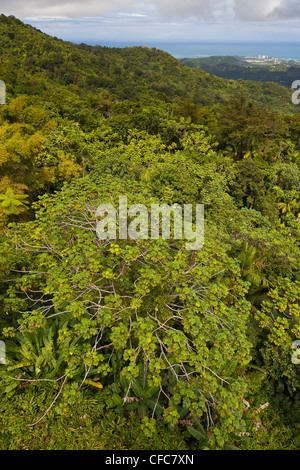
[{"x1": 86, "y1": 41, "x2": 300, "y2": 61}]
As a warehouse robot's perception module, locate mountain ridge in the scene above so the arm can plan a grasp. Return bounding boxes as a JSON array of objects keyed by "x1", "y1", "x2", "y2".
[
  {"x1": 0, "y1": 14, "x2": 296, "y2": 114},
  {"x1": 180, "y1": 55, "x2": 300, "y2": 89}
]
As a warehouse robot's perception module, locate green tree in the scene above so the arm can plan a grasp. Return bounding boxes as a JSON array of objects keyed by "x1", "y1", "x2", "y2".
[
  {"x1": 213, "y1": 96, "x2": 287, "y2": 159},
  {"x1": 0, "y1": 177, "x2": 253, "y2": 447},
  {"x1": 0, "y1": 187, "x2": 28, "y2": 216}
]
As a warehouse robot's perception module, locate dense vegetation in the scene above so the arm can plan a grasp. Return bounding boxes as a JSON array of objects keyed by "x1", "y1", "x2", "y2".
[
  {"x1": 180, "y1": 55, "x2": 300, "y2": 89},
  {"x1": 0, "y1": 14, "x2": 300, "y2": 450}
]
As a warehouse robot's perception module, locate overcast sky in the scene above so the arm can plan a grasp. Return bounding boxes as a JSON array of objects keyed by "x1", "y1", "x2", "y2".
[{"x1": 2, "y1": 0, "x2": 300, "y2": 45}]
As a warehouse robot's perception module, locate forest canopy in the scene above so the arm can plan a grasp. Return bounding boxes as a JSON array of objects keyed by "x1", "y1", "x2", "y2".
[{"x1": 0, "y1": 14, "x2": 300, "y2": 451}]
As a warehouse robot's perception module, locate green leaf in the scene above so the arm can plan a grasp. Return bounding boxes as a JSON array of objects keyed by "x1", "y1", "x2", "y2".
[
  {"x1": 187, "y1": 426, "x2": 207, "y2": 444},
  {"x1": 112, "y1": 393, "x2": 123, "y2": 407}
]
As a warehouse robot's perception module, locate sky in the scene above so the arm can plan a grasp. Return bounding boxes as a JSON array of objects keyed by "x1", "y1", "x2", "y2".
[{"x1": 2, "y1": 0, "x2": 300, "y2": 47}]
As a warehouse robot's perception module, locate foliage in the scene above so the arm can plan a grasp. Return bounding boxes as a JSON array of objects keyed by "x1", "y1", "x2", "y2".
[
  {"x1": 0, "y1": 188, "x2": 29, "y2": 216},
  {"x1": 0, "y1": 14, "x2": 300, "y2": 450},
  {"x1": 180, "y1": 55, "x2": 300, "y2": 90},
  {"x1": 0, "y1": 178, "x2": 254, "y2": 446}
]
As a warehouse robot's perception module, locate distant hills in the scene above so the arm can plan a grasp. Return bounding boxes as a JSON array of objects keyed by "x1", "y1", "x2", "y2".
[
  {"x1": 0, "y1": 14, "x2": 297, "y2": 115},
  {"x1": 179, "y1": 56, "x2": 300, "y2": 89}
]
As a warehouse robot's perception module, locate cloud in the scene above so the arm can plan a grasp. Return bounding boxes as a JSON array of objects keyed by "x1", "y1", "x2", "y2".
[
  {"x1": 153, "y1": 0, "x2": 300, "y2": 21},
  {"x1": 152, "y1": 0, "x2": 229, "y2": 20},
  {"x1": 1, "y1": 0, "x2": 136, "y2": 17},
  {"x1": 3, "y1": 0, "x2": 300, "y2": 21},
  {"x1": 234, "y1": 0, "x2": 300, "y2": 21}
]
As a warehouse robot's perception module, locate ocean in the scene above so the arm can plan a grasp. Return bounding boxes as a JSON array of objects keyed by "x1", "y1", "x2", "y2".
[{"x1": 88, "y1": 41, "x2": 300, "y2": 60}]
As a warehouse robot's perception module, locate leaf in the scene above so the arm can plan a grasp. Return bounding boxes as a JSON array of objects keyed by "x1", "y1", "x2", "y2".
[
  {"x1": 111, "y1": 382, "x2": 121, "y2": 394},
  {"x1": 85, "y1": 379, "x2": 103, "y2": 389},
  {"x1": 132, "y1": 379, "x2": 143, "y2": 398},
  {"x1": 4, "y1": 380, "x2": 20, "y2": 394},
  {"x1": 143, "y1": 386, "x2": 160, "y2": 400},
  {"x1": 112, "y1": 393, "x2": 123, "y2": 406},
  {"x1": 6, "y1": 361, "x2": 31, "y2": 371},
  {"x1": 187, "y1": 425, "x2": 207, "y2": 443},
  {"x1": 0, "y1": 188, "x2": 29, "y2": 215},
  {"x1": 138, "y1": 401, "x2": 147, "y2": 418},
  {"x1": 144, "y1": 398, "x2": 164, "y2": 417}
]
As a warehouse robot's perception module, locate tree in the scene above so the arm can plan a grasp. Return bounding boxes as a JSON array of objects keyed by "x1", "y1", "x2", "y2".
[
  {"x1": 0, "y1": 187, "x2": 28, "y2": 216},
  {"x1": 0, "y1": 177, "x2": 253, "y2": 447},
  {"x1": 213, "y1": 96, "x2": 287, "y2": 159}
]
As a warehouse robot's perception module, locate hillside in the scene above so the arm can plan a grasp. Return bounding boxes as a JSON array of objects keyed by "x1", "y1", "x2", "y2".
[
  {"x1": 0, "y1": 15, "x2": 296, "y2": 114},
  {"x1": 180, "y1": 55, "x2": 300, "y2": 89},
  {"x1": 0, "y1": 14, "x2": 300, "y2": 452}
]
